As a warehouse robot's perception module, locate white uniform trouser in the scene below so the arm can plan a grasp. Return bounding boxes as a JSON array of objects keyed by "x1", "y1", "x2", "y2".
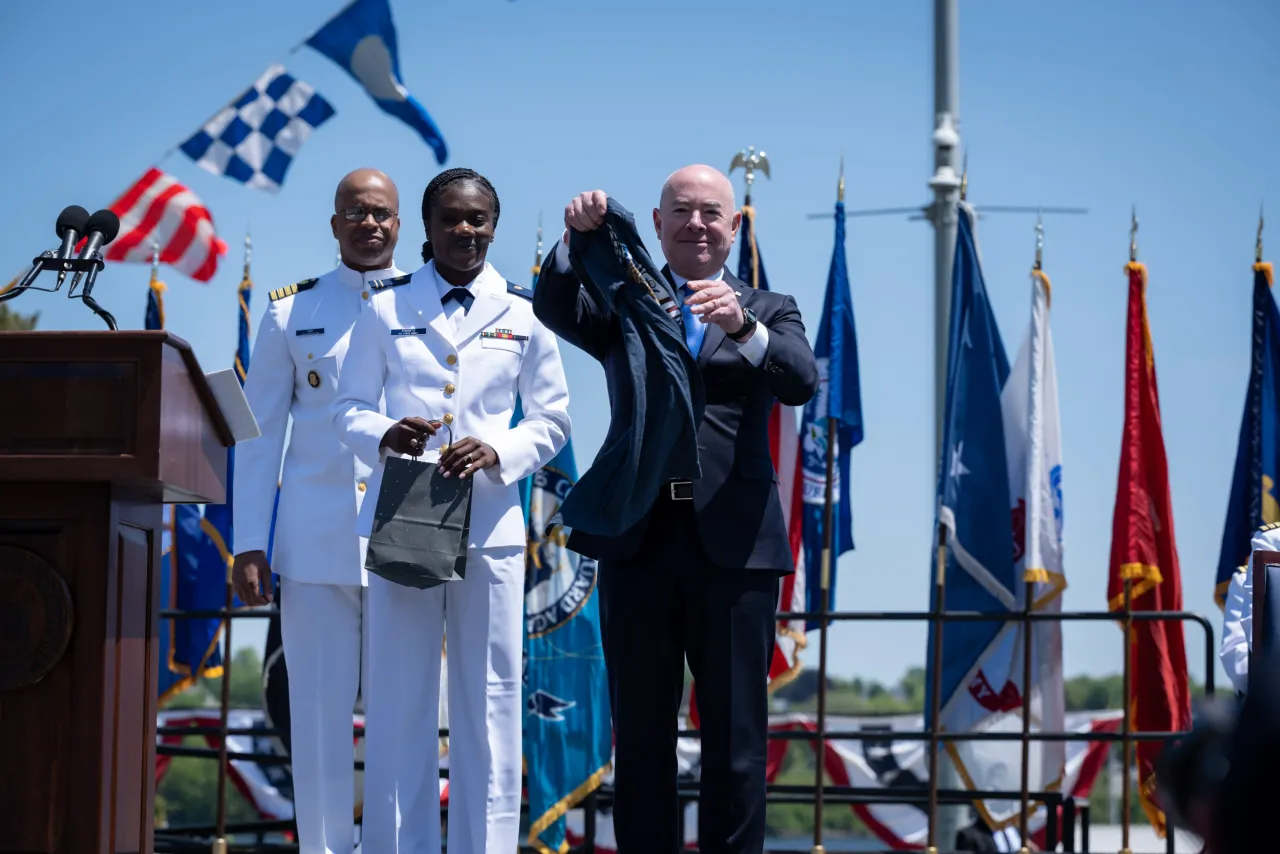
[
  {"x1": 362, "y1": 546, "x2": 523, "y2": 854},
  {"x1": 280, "y1": 577, "x2": 370, "y2": 854}
]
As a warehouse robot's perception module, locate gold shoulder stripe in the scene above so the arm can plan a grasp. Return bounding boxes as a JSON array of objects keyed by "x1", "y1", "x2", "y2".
[
  {"x1": 268, "y1": 278, "x2": 318, "y2": 302},
  {"x1": 1260, "y1": 521, "x2": 1280, "y2": 533},
  {"x1": 370, "y1": 273, "x2": 412, "y2": 290}
]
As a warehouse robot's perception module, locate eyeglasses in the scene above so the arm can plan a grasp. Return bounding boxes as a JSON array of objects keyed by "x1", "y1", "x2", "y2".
[{"x1": 340, "y1": 206, "x2": 397, "y2": 223}]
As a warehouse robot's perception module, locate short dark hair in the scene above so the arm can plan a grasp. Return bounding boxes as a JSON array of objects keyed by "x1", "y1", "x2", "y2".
[{"x1": 420, "y1": 168, "x2": 500, "y2": 263}]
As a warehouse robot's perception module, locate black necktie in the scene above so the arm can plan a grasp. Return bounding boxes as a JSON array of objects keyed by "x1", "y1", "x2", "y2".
[{"x1": 442, "y1": 287, "x2": 474, "y2": 312}]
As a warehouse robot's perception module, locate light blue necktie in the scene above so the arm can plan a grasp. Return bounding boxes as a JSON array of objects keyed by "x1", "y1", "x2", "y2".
[{"x1": 679, "y1": 283, "x2": 706, "y2": 357}]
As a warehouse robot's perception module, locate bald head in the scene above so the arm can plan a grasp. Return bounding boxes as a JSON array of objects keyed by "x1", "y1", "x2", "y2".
[
  {"x1": 653, "y1": 164, "x2": 741, "y2": 280},
  {"x1": 334, "y1": 168, "x2": 398, "y2": 211},
  {"x1": 331, "y1": 168, "x2": 400, "y2": 272}
]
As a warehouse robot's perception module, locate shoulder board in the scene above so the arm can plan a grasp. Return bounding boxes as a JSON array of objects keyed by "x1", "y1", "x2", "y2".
[
  {"x1": 506, "y1": 280, "x2": 534, "y2": 301},
  {"x1": 268, "y1": 278, "x2": 318, "y2": 302},
  {"x1": 1260, "y1": 521, "x2": 1280, "y2": 533},
  {"x1": 370, "y1": 273, "x2": 412, "y2": 291}
]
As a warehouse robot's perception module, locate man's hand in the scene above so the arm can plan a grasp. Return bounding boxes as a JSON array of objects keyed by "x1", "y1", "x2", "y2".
[
  {"x1": 233, "y1": 551, "x2": 273, "y2": 607},
  {"x1": 438, "y1": 436, "x2": 499, "y2": 479},
  {"x1": 380, "y1": 417, "x2": 441, "y2": 456},
  {"x1": 685, "y1": 280, "x2": 749, "y2": 338},
  {"x1": 564, "y1": 191, "x2": 608, "y2": 237}
]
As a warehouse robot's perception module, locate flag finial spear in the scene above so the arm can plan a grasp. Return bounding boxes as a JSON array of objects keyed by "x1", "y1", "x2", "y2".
[
  {"x1": 1258, "y1": 204, "x2": 1265, "y2": 263},
  {"x1": 243, "y1": 229, "x2": 252, "y2": 281},
  {"x1": 1034, "y1": 210, "x2": 1044, "y2": 271},
  {"x1": 729, "y1": 146, "x2": 770, "y2": 207},
  {"x1": 959, "y1": 152, "x2": 968, "y2": 201},
  {"x1": 837, "y1": 154, "x2": 845, "y2": 203},
  {"x1": 1130, "y1": 206, "x2": 1139, "y2": 263},
  {"x1": 150, "y1": 240, "x2": 160, "y2": 279}
]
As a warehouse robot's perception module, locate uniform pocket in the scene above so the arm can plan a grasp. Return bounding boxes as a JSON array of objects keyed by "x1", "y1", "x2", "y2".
[{"x1": 480, "y1": 337, "x2": 524, "y2": 355}]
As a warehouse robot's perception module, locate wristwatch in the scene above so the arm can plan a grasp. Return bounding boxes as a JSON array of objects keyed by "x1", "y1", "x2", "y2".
[{"x1": 727, "y1": 307, "x2": 758, "y2": 341}]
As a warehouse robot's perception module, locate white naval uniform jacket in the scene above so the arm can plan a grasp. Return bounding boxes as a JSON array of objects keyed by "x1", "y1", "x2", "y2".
[
  {"x1": 234, "y1": 262, "x2": 404, "y2": 587},
  {"x1": 331, "y1": 260, "x2": 571, "y2": 550},
  {"x1": 1221, "y1": 521, "x2": 1280, "y2": 694}
]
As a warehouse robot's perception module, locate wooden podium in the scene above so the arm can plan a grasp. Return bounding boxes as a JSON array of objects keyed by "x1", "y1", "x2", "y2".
[{"x1": 0, "y1": 331, "x2": 234, "y2": 854}]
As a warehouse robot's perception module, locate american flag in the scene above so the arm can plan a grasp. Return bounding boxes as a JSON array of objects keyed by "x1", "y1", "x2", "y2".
[{"x1": 102, "y1": 167, "x2": 227, "y2": 282}]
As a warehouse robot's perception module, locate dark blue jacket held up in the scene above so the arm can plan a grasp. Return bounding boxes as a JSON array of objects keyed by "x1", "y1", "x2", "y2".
[{"x1": 547, "y1": 198, "x2": 704, "y2": 537}]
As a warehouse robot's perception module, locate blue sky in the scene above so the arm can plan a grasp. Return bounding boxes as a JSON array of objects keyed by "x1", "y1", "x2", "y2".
[{"x1": 3, "y1": 1, "x2": 1278, "y2": 689}]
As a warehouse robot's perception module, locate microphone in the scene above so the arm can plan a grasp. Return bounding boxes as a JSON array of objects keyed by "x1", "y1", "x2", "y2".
[
  {"x1": 75, "y1": 209, "x2": 121, "y2": 265},
  {"x1": 54, "y1": 205, "x2": 90, "y2": 288}
]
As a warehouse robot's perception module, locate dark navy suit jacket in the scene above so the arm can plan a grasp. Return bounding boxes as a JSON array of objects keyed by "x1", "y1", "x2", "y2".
[{"x1": 533, "y1": 242, "x2": 819, "y2": 572}]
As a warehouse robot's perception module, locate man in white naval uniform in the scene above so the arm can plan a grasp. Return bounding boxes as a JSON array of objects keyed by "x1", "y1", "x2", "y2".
[
  {"x1": 232, "y1": 168, "x2": 404, "y2": 854},
  {"x1": 1221, "y1": 520, "x2": 1280, "y2": 695},
  {"x1": 331, "y1": 168, "x2": 570, "y2": 854}
]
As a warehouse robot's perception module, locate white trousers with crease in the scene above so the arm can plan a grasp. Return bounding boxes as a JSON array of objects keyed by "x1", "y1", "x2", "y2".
[
  {"x1": 280, "y1": 577, "x2": 370, "y2": 854},
  {"x1": 361, "y1": 546, "x2": 524, "y2": 854}
]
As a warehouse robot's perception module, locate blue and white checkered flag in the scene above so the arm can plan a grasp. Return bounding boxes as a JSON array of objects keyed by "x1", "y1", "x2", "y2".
[{"x1": 180, "y1": 64, "x2": 335, "y2": 193}]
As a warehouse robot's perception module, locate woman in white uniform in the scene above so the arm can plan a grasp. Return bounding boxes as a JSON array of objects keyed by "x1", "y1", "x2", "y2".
[{"x1": 330, "y1": 167, "x2": 571, "y2": 853}]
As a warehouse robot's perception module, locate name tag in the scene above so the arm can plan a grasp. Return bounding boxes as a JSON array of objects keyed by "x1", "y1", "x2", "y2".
[
  {"x1": 295, "y1": 328, "x2": 324, "y2": 336},
  {"x1": 391, "y1": 327, "x2": 427, "y2": 336},
  {"x1": 481, "y1": 328, "x2": 528, "y2": 341}
]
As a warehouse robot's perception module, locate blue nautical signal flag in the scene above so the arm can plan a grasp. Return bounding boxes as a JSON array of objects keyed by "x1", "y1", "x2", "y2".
[
  {"x1": 306, "y1": 0, "x2": 448, "y2": 164},
  {"x1": 1215, "y1": 261, "x2": 1280, "y2": 607},
  {"x1": 519, "y1": 435, "x2": 612, "y2": 854},
  {"x1": 797, "y1": 196, "x2": 864, "y2": 627},
  {"x1": 179, "y1": 64, "x2": 335, "y2": 193}
]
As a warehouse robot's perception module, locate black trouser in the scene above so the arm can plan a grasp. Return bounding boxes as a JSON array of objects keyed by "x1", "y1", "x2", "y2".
[{"x1": 598, "y1": 491, "x2": 781, "y2": 854}]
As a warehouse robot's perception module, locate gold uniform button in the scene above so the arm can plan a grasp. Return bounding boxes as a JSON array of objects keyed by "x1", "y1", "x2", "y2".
[
  {"x1": 362, "y1": 290, "x2": 369, "y2": 300},
  {"x1": 357, "y1": 482, "x2": 366, "y2": 492},
  {"x1": 442, "y1": 413, "x2": 454, "y2": 425},
  {"x1": 446, "y1": 354, "x2": 457, "y2": 365},
  {"x1": 444, "y1": 383, "x2": 455, "y2": 394}
]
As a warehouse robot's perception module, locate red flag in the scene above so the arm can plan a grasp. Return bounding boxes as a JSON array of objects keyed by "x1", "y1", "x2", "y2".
[{"x1": 1106, "y1": 261, "x2": 1191, "y2": 836}]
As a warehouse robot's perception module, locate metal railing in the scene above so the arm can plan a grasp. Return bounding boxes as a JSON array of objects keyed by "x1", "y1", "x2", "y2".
[{"x1": 153, "y1": 601, "x2": 1215, "y2": 854}]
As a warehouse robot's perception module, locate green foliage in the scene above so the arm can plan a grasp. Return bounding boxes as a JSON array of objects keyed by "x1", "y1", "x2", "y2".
[{"x1": 0, "y1": 303, "x2": 38, "y2": 330}]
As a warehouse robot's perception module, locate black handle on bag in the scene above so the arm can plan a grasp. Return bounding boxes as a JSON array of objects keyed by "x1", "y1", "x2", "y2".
[{"x1": 410, "y1": 420, "x2": 453, "y2": 459}]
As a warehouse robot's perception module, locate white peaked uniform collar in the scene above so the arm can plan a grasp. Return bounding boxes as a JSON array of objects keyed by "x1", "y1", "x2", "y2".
[
  {"x1": 411, "y1": 260, "x2": 511, "y2": 345},
  {"x1": 335, "y1": 261, "x2": 401, "y2": 289}
]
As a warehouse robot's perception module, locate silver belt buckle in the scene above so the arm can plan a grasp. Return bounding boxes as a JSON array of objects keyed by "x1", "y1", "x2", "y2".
[{"x1": 668, "y1": 480, "x2": 693, "y2": 501}]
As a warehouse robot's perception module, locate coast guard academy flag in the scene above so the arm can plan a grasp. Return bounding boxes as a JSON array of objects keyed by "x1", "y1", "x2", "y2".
[
  {"x1": 521, "y1": 438, "x2": 612, "y2": 854},
  {"x1": 798, "y1": 196, "x2": 863, "y2": 626},
  {"x1": 1215, "y1": 260, "x2": 1280, "y2": 607},
  {"x1": 926, "y1": 205, "x2": 1070, "y2": 832},
  {"x1": 306, "y1": 0, "x2": 448, "y2": 164},
  {"x1": 179, "y1": 64, "x2": 335, "y2": 193},
  {"x1": 1106, "y1": 261, "x2": 1191, "y2": 835}
]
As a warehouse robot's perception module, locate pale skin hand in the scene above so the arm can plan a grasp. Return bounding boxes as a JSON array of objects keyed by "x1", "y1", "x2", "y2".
[{"x1": 563, "y1": 190, "x2": 751, "y2": 340}]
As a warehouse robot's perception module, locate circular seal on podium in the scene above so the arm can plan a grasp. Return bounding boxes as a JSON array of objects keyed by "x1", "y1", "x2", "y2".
[{"x1": 0, "y1": 546, "x2": 74, "y2": 690}]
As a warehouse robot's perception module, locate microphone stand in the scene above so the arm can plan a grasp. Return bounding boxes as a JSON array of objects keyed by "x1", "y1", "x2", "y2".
[{"x1": 2, "y1": 249, "x2": 117, "y2": 330}]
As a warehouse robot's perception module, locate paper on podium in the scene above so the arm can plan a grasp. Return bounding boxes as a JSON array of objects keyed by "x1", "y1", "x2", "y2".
[{"x1": 205, "y1": 368, "x2": 260, "y2": 442}]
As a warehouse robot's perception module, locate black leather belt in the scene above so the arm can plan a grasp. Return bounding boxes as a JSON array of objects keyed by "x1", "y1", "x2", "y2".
[{"x1": 666, "y1": 480, "x2": 693, "y2": 501}]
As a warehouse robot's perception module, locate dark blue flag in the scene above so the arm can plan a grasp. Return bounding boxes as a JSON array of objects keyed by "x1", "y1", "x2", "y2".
[
  {"x1": 798, "y1": 198, "x2": 864, "y2": 626},
  {"x1": 306, "y1": 0, "x2": 448, "y2": 164},
  {"x1": 737, "y1": 204, "x2": 769, "y2": 291},
  {"x1": 1215, "y1": 262, "x2": 1280, "y2": 607},
  {"x1": 923, "y1": 201, "x2": 1016, "y2": 728}
]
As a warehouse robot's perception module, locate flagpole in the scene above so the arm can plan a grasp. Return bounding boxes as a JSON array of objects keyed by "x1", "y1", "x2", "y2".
[
  {"x1": 1116, "y1": 210, "x2": 1139, "y2": 854},
  {"x1": 925, "y1": 520, "x2": 948, "y2": 854},
  {"x1": 811, "y1": 414, "x2": 837, "y2": 854},
  {"x1": 1016, "y1": 219, "x2": 1046, "y2": 854}
]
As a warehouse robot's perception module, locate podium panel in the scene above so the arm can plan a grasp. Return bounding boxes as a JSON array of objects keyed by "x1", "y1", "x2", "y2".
[{"x1": 0, "y1": 331, "x2": 232, "y2": 854}]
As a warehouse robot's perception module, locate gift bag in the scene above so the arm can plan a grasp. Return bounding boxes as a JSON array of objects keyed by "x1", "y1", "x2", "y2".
[{"x1": 365, "y1": 423, "x2": 472, "y2": 589}]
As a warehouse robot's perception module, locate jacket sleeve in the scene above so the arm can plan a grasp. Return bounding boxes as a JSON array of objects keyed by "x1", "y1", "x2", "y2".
[
  {"x1": 532, "y1": 239, "x2": 613, "y2": 361},
  {"x1": 233, "y1": 303, "x2": 292, "y2": 556},
  {"x1": 755, "y1": 293, "x2": 820, "y2": 406},
  {"x1": 486, "y1": 313, "x2": 571, "y2": 486},
  {"x1": 1222, "y1": 558, "x2": 1255, "y2": 695},
  {"x1": 331, "y1": 299, "x2": 398, "y2": 468}
]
